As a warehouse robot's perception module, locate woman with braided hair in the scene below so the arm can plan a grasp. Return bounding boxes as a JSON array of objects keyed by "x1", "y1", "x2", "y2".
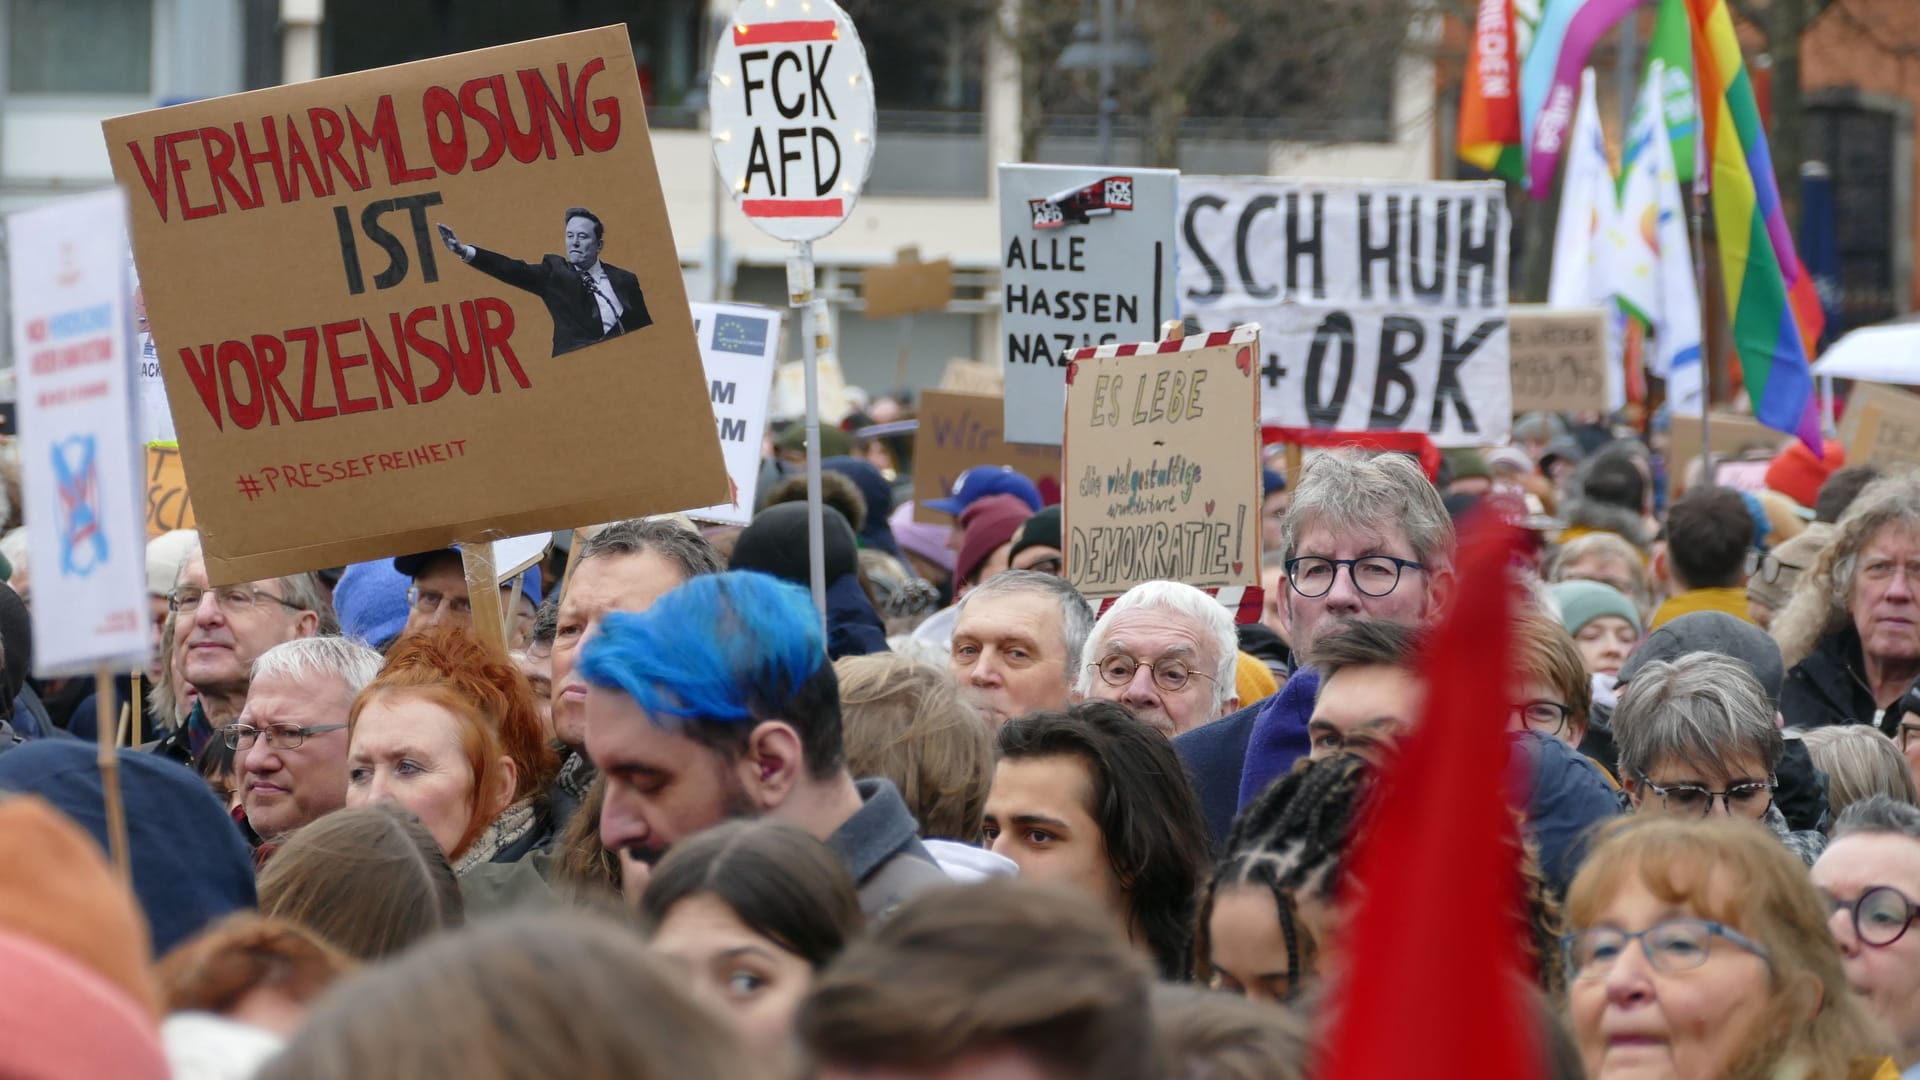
[{"x1": 1196, "y1": 752, "x2": 1567, "y2": 1004}]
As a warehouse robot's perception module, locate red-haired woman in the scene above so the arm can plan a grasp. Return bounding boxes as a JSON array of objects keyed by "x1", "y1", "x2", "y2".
[{"x1": 344, "y1": 625, "x2": 559, "y2": 874}]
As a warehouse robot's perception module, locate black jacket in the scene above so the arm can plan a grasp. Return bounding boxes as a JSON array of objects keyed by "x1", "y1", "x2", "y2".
[
  {"x1": 1170, "y1": 703, "x2": 1260, "y2": 853},
  {"x1": 467, "y1": 249, "x2": 651, "y2": 356},
  {"x1": 1783, "y1": 626, "x2": 1882, "y2": 731}
]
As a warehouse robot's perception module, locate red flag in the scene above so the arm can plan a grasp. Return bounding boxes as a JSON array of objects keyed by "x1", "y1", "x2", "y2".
[
  {"x1": 1318, "y1": 513, "x2": 1537, "y2": 1077},
  {"x1": 1457, "y1": 0, "x2": 1521, "y2": 176}
]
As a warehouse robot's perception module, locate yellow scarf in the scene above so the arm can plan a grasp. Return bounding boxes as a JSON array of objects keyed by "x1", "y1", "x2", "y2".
[{"x1": 1649, "y1": 586, "x2": 1754, "y2": 631}]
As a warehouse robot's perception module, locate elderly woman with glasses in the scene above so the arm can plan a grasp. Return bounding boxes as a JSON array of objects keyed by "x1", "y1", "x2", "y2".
[
  {"x1": 1611, "y1": 653, "x2": 1828, "y2": 865},
  {"x1": 1776, "y1": 473, "x2": 1920, "y2": 731},
  {"x1": 1813, "y1": 795, "x2": 1920, "y2": 1074},
  {"x1": 1563, "y1": 815, "x2": 1889, "y2": 1079}
]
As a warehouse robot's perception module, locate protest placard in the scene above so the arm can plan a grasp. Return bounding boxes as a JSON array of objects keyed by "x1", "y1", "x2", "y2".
[
  {"x1": 999, "y1": 164, "x2": 1179, "y2": 445},
  {"x1": 912, "y1": 390, "x2": 1063, "y2": 523},
  {"x1": 130, "y1": 255, "x2": 175, "y2": 444},
  {"x1": 1062, "y1": 325, "x2": 1263, "y2": 619},
  {"x1": 707, "y1": 0, "x2": 876, "y2": 245},
  {"x1": 684, "y1": 301, "x2": 783, "y2": 526},
  {"x1": 6, "y1": 189, "x2": 150, "y2": 675},
  {"x1": 1667, "y1": 411, "x2": 1783, "y2": 495},
  {"x1": 1842, "y1": 382, "x2": 1920, "y2": 449},
  {"x1": 105, "y1": 26, "x2": 728, "y2": 584},
  {"x1": 1848, "y1": 400, "x2": 1920, "y2": 472},
  {"x1": 939, "y1": 359, "x2": 1003, "y2": 396},
  {"x1": 863, "y1": 249, "x2": 952, "y2": 320},
  {"x1": 1507, "y1": 306, "x2": 1607, "y2": 413},
  {"x1": 1179, "y1": 178, "x2": 1512, "y2": 446},
  {"x1": 145, "y1": 444, "x2": 196, "y2": 538}
]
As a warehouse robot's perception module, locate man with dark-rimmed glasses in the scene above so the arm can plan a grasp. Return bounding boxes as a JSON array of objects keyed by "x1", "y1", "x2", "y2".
[
  {"x1": 1813, "y1": 794, "x2": 1920, "y2": 1074},
  {"x1": 1074, "y1": 580, "x2": 1239, "y2": 737},
  {"x1": 228, "y1": 636, "x2": 382, "y2": 844}
]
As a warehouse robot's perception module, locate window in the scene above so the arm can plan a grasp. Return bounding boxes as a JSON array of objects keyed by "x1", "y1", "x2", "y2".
[{"x1": 7, "y1": 0, "x2": 154, "y2": 95}]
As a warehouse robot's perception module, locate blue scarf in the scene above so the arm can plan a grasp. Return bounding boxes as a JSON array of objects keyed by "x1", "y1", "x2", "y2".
[{"x1": 1235, "y1": 668, "x2": 1320, "y2": 810}]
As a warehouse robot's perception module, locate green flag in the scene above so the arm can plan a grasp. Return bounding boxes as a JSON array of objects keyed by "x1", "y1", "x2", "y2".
[{"x1": 1646, "y1": 0, "x2": 1698, "y2": 174}]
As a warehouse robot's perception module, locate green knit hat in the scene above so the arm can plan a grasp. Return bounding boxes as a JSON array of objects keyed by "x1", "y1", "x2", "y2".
[{"x1": 1549, "y1": 580, "x2": 1642, "y2": 636}]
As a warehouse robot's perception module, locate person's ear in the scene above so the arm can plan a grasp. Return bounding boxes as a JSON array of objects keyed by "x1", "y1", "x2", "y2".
[
  {"x1": 740, "y1": 721, "x2": 804, "y2": 811},
  {"x1": 489, "y1": 755, "x2": 518, "y2": 818},
  {"x1": 295, "y1": 608, "x2": 320, "y2": 639},
  {"x1": 1424, "y1": 564, "x2": 1457, "y2": 622},
  {"x1": 1220, "y1": 693, "x2": 1241, "y2": 719},
  {"x1": 1621, "y1": 773, "x2": 1644, "y2": 806}
]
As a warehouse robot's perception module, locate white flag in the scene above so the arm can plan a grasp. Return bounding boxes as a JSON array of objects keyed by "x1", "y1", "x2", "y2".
[
  {"x1": 1616, "y1": 58, "x2": 1704, "y2": 413},
  {"x1": 1548, "y1": 69, "x2": 1618, "y2": 309}
]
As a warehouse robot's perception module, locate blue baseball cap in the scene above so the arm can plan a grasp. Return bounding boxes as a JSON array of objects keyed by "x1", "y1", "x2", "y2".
[
  {"x1": 926, "y1": 465, "x2": 1043, "y2": 517},
  {"x1": 335, "y1": 560, "x2": 413, "y2": 649},
  {"x1": 393, "y1": 547, "x2": 544, "y2": 607}
]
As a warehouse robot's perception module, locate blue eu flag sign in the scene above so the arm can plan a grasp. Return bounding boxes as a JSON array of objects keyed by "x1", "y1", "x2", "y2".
[
  {"x1": 712, "y1": 314, "x2": 769, "y2": 355},
  {"x1": 1799, "y1": 161, "x2": 1842, "y2": 348}
]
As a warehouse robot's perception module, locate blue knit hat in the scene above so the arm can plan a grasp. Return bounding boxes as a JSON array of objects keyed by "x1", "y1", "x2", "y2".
[
  {"x1": 1548, "y1": 580, "x2": 1643, "y2": 636},
  {"x1": 333, "y1": 560, "x2": 412, "y2": 649}
]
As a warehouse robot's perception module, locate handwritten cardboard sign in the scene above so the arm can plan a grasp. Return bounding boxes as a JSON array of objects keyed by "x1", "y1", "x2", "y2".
[
  {"x1": 145, "y1": 444, "x2": 196, "y2": 538},
  {"x1": 684, "y1": 301, "x2": 783, "y2": 526},
  {"x1": 1062, "y1": 326, "x2": 1263, "y2": 605},
  {"x1": 105, "y1": 26, "x2": 727, "y2": 583},
  {"x1": 6, "y1": 189, "x2": 150, "y2": 675},
  {"x1": 1178, "y1": 177, "x2": 1512, "y2": 446},
  {"x1": 999, "y1": 164, "x2": 1180, "y2": 445},
  {"x1": 912, "y1": 390, "x2": 1062, "y2": 523},
  {"x1": 863, "y1": 249, "x2": 953, "y2": 320},
  {"x1": 1508, "y1": 306, "x2": 1607, "y2": 413},
  {"x1": 1668, "y1": 411, "x2": 1783, "y2": 496},
  {"x1": 1842, "y1": 382, "x2": 1920, "y2": 449},
  {"x1": 1848, "y1": 400, "x2": 1920, "y2": 472}
]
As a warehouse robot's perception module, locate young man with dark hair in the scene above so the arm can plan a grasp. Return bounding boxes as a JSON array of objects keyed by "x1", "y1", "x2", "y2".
[
  {"x1": 799, "y1": 879, "x2": 1163, "y2": 1080},
  {"x1": 1652, "y1": 486, "x2": 1756, "y2": 630},
  {"x1": 984, "y1": 701, "x2": 1212, "y2": 978},
  {"x1": 580, "y1": 570, "x2": 946, "y2": 917},
  {"x1": 1304, "y1": 619, "x2": 1424, "y2": 764}
]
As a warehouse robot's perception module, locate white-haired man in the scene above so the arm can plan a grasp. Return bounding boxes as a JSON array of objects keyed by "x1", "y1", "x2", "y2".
[
  {"x1": 231, "y1": 636, "x2": 383, "y2": 844},
  {"x1": 1074, "y1": 580, "x2": 1239, "y2": 738},
  {"x1": 1172, "y1": 450, "x2": 1455, "y2": 845}
]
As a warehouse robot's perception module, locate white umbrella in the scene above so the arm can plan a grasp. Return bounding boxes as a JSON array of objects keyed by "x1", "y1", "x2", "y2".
[{"x1": 1811, "y1": 323, "x2": 1920, "y2": 384}]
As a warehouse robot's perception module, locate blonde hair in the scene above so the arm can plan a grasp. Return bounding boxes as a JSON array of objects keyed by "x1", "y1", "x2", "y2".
[
  {"x1": 1799, "y1": 726, "x2": 1920, "y2": 817},
  {"x1": 1514, "y1": 611, "x2": 1593, "y2": 740},
  {"x1": 1565, "y1": 816, "x2": 1888, "y2": 1078},
  {"x1": 835, "y1": 653, "x2": 993, "y2": 841},
  {"x1": 1773, "y1": 470, "x2": 1920, "y2": 669},
  {"x1": 1546, "y1": 531, "x2": 1653, "y2": 623}
]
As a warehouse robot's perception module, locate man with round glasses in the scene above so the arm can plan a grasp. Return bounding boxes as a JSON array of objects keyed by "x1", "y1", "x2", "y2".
[
  {"x1": 1074, "y1": 580, "x2": 1238, "y2": 737},
  {"x1": 229, "y1": 636, "x2": 382, "y2": 845},
  {"x1": 1812, "y1": 794, "x2": 1920, "y2": 1074},
  {"x1": 1612, "y1": 653, "x2": 1826, "y2": 864}
]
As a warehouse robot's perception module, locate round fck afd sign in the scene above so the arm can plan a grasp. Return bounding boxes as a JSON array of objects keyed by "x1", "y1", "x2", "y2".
[{"x1": 710, "y1": 0, "x2": 876, "y2": 244}]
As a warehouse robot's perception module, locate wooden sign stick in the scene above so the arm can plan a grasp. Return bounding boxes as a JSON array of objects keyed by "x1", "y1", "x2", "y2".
[
  {"x1": 93, "y1": 663, "x2": 132, "y2": 885},
  {"x1": 460, "y1": 540, "x2": 507, "y2": 651}
]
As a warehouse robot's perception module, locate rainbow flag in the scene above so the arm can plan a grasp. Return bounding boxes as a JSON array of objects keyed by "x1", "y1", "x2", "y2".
[{"x1": 1687, "y1": 0, "x2": 1824, "y2": 447}]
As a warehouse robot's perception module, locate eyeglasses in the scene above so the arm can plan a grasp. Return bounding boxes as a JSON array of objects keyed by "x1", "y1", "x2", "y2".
[
  {"x1": 221, "y1": 723, "x2": 348, "y2": 750},
  {"x1": 1562, "y1": 918, "x2": 1770, "y2": 981},
  {"x1": 1820, "y1": 885, "x2": 1920, "y2": 948},
  {"x1": 1284, "y1": 556, "x2": 1426, "y2": 599},
  {"x1": 169, "y1": 586, "x2": 305, "y2": 615},
  {"x1": 1636, "y1": 773, "x2": 1777, "y2": 818},
  {"x1": 407, "y1": 586, "x2": 472, "y2": 618},
  {"x1": 1090, "y1": 654, "x2": 1216, "y2": 693},
  {"x1": 1511, "y1": 700, "x2": 1572, "y2": 736},
  {"x1": 1744, "y1": 550, "x2": 1806, "y2": 585}
]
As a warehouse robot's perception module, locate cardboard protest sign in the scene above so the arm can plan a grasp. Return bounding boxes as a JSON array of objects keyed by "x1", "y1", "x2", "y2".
[
  {"x1": 939, "y1": 359, "x2": 1003, "y2": 396},
  {"x1": 863, "y1": 249, "x2": 952, "y2": 319},
  {"x1": 105, "y1": 27, "x2": 728, "y2": 583},
  {"x1": 708, "y1": 0, "x2": 876, "y2": 244},
  {"x1": 1668, "y1": 411, "x2": 1782, "y2": 496},
  {"x1": 1842, "y1": 382, "x2": 1920, "y2": 449},
  {"x1": 1062, "y1": 325, "x2": 1264, "y2": 619},
  {"x1": 999, "y1": 164, "x2": 1180, "y2": 445},
  {"x1": 146, "y1": 444, "x2": 196, "y2": 538},
  {"x1": 1848, "y1": 400, "x2": 1920, "y2": 472},
  {"x1": 6, "y1": 189, "x2": 151, "y2": 674},
  {"x1": 1179, "y1": 178, "x2": 1512, "y2": 446},
  {"x1": 684, "y1": 302, "x2": 784, "y2": 525},
  {"x1": 1508, "y1": 306, "x2": 1607, "y2": 413},
  {"x1": 912, "y1": 390, "x2": 1063, "y2": 523}
]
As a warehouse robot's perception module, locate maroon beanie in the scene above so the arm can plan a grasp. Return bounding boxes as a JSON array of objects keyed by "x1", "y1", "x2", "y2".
[{"x1": 955, "y1": 494, "x2": 1034, "y2": 585}]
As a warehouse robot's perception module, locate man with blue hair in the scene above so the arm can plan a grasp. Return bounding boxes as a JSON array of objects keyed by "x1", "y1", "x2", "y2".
[{"x1": 579, "y1": 570, "x2": 947, "y2": 917}]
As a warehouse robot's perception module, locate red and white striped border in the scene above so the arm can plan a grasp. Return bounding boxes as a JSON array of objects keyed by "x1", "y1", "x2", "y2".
[
  {"x1": 1093, "y1": 585, "x2": 1265, "y2": 625},
  {"x1": 1067, "y1": 322, "x2": 1261, "y2": 363}
]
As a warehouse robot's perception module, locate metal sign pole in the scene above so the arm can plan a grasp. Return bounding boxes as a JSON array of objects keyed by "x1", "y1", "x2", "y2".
[{"x1": 789, "y1": 242, "x2": 828, "y2": 623}]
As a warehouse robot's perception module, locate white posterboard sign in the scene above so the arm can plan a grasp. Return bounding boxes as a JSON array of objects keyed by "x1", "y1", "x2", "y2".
[
  {"x1": 999, "y1": 164, "x2": 1180, "y2": 445},
  {"x1": 709, "y1": 0, "x2": 877, "y2": 244},
  {"x1": 1179, "y1": 177, "x2": 1512, "y2": 446},
  {"x1": 686, "y1": 302, "x2": 784, "y2": 525},
  {"x1": 128, "y1": 249, "x2": 175, "y2": 444},
  {"x1": 6, "y1": 189, "x2": 151, "y2": 675}
]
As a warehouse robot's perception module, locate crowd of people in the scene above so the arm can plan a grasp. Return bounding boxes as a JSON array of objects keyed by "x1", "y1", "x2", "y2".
[{"x1": 4, "y1": 402, "x2": 1920, "y2": 1080}]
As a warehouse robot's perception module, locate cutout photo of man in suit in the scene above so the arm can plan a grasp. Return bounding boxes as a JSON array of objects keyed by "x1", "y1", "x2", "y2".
[{"x1": 437, "y1": 207, "x2": 651, "y2": 357}]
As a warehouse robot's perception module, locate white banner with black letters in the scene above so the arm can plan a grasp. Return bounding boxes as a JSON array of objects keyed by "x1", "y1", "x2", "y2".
[{"x1": 1178, "y1": 178, "x2": 1511, "y2": 446}]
